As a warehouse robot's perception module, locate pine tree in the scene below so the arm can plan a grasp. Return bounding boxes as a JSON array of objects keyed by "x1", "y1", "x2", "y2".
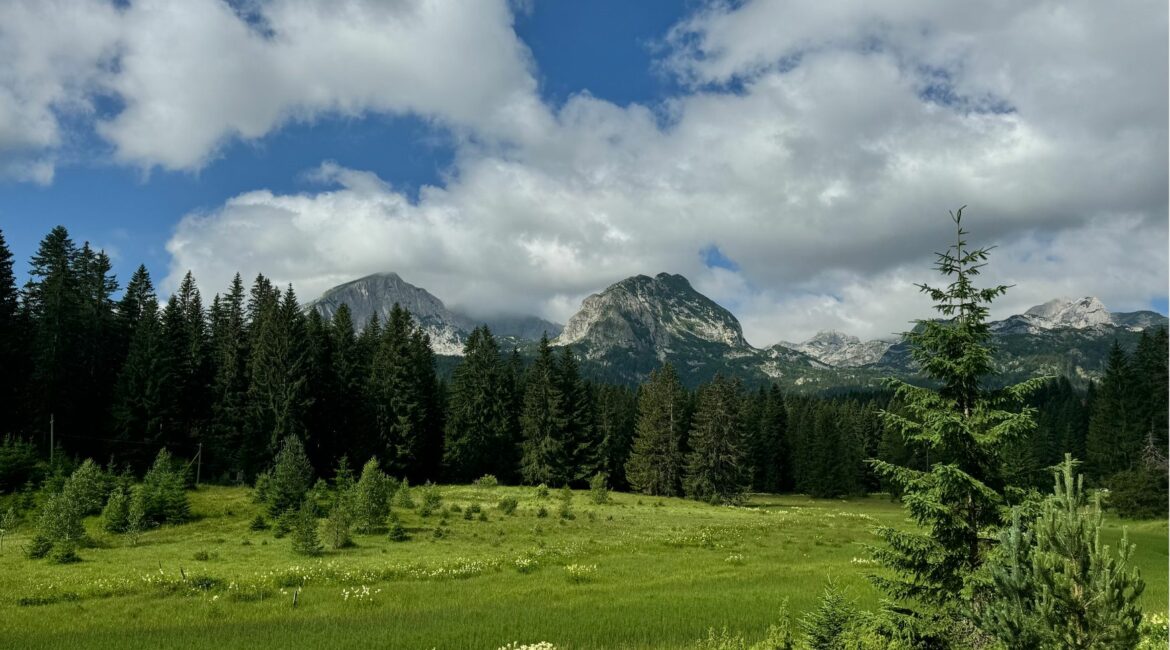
[
  {"x1": 520, "y1": 335, "x2": 569, "y2": 485},
  {"x1": 0, "y1": 229, "x2": 27, "y2": 436},
  {"x1": 556, "y1": 345, "x2": 595, "y2": 482},
  {"x1": 111, "y1": 302, "x2": 176, "y2": 467},
  {"x1": 369, "y1": 304, "x2": 432, "y2": 477},
  {"x1": 208, "y1": 273, "x2": 249, "y2": 479},
  {"x1": 443, "y1": 326, "x2": 513, "y2": 482},
  {"x1": 1086, "y1": 341, "x2": 1138, "y2": 480},
  {"x1": 592, "y1": 383, "x2": 637, "y2": 490},
  {"x1": 746, "y1": 384, "x2": 791, "y2": 493},
  {"x1": 353, "y1": 457, "x2": 389, "y2": 534},
  {"x1": 869, "y1": 208, "x2": 1042, "y2": 642},
  {"x1": 267, "y1": 435, "x2": 313, "y2": 517},
  {"x1": 247, "y1": 285, "x2": 311, "y2": 463},
  {"x1": 979, "y1": 455, "x2": 1145, "y2": 649},
  {"x1": 625, "y1": 364, "x2": 688, "y2": 496},
  {"x1": 683, "y1": 374, "x2": 747, "y2": 504},
  {"x1": 291, "y1": 499, "x2": 322, "y2": 556}
]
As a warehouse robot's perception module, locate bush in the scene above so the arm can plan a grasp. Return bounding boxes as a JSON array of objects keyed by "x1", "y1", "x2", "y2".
[
  {"x1": 34, "y1": 491, "x2": 85, "y2": 562},
  {"x1": 535, "y1": 483, "x2": 549, "y2": 499},
  {"x1": 324, "y1": 489, "x2": 354, "y2": 549},
  {"x1": 139, "y1": 449, "x2": 190, "y2": 524},
  {"x1": 101, "y1": 487, "x2": 131, "y2": 533},
  {"x1": 272, "y1": 509, "x2": 294, "y2": 539},
  {"x1": 290, "y1": 500, "x2": 322, "y2": 556},
  {"x1": 387, "y1": 513, "x2": 409, "y2": 542},
  {"x1": 248, "y1": 514, "x2": 269, "y2": 531},
  {"x1": 418, "y1": 481, "x2": 442, "y2": 517},
  {"x1": 474, "y1": 474, "x2": 499, "y2": 489},
  {"x1": 267, "y1": 436, "x2": 313, "y2": 517},
  {"x1": 353, "y1": 457, "x2": 389, "y2": 534},
  {"x1": 498, "y1": 497, "x2": 518, "y2": 515},
  {"x1": 394, "y1": 478, "x2": 415, "y2": 509},
  {"x1": 557, "y1": 486, "x2": 574, "y2": 520},
  {"x1": 67, "y1": 459, "x2": 111, "y2": 516},
  {"x1": 252, "y1": 471, "x2": 271, "y2": 504},
  {"x1": 536, "y1": 506, "x2": 549, "y2": 518},
  {"x1": 589, "y1": 472, "x2": 610, "y2": 505},
  {"x1": 801, "y1": 583, "x2": 859, "y2": 650},
  {"x1": 462, "y1": 508, "x2": 473, "y2": 521},
  {"x1": 125, "y1": 487, "x2": 148, "y2": 546}
]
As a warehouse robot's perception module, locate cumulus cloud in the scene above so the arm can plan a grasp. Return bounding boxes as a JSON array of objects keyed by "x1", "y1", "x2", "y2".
[
  {"x1": 4, "y1": 0, "x2": 1165, "y2": 345},
  {"x1": 0, "y1": 0, "x2": 546, "y2": 174}
]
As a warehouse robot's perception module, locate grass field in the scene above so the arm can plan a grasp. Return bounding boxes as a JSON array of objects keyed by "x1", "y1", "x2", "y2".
[{"x1": 0, "y1": 485, "x2": 1165, "y2": 649}]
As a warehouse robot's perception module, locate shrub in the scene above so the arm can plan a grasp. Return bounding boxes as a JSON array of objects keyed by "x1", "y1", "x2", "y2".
[
  {"x1": 431, "y1": 523, "x2": 446, "y2": 540},
  {"x1": 0, "y1": 507, "x2": 15, "y2": 553},
  {"x1": 101, "y1": 487, "x2": 131, "y2": 533},
  {"x1": 394, "y1": 479, "x2": 415, "y2": 509},
  {"x1": 462, "y1": 508, "x2": 473, "y2": 521},
  {"x1": 536, "y1": 506, "x2": 549, "y2": 519},
  {"x1": 192, "y1": 550, "x2": 211, "y2": 561},
  {"x1": 801, "y1": 583, "x2": 859, "y2": 650},
  {"x1": 535, "y1": 483, "x2": 549, "y2": 499},
  {"x1": 478, "y1": 511, "x2": 488, "y2": 522},
  {"x1": 248, "y1": 514, "x2": 269, "y2": 531},
  {"x1": 589, "y1": 472, "x2": 610, "y2": 505},
  {"x1": 290, "y1": 501, "x2": 322, "y2": 556},
  {"x1": 557, "y1": 486, "x2": 574, "y2": 520},
  {"x1": 324, "y1": 489, "x2": 354, "y2": 549},
  {"x1": 252, "y1": 471, "x2": 271, "y2": 504},
  {"x1": 564, "y1": 564, "x2": 597, "y2": 583},
  {"x1": 67, "y1": 459, "x2": 111, "y2": 516},
  {"x1": 34, "y1": 491, "x2": 85, "y2": 562},
  {"x1": 139, "y1": 449, "x2": 190, "y2": 524},
  {"x1": 267, "y1": 436, "x2": 313, "y2": 517},
  {"x1": 475, "y1": 474, "x2": 499, "y2": 489},
  {"x1": 418, "y1": 482, "x2": 442, "y2": 517},
  {"x1": 353, "y1": 457, "x2": 389, "y2": 533},
  {"x1": 272, "y1": 509, "x2": 294, "y2": 539},
  {"x1": 498, "y1": 497, "x2": 518, "y2": 515},
  {"x1": 125, "y1": 487, "x2": 147, "y2": 546},
  {"x1": 387, "y1": 514, "x2": 409, "y2": 542}
]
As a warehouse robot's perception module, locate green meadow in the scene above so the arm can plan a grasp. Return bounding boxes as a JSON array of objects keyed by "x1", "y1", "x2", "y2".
[{"x1": 0, "y1": 485, "x2": 1165, "y2": 650}]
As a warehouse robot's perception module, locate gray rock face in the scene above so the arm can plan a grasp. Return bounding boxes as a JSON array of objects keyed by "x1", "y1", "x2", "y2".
[
  {"x1": 991, "y1": 297, "x2": 1165, "y2": 334},
  {"x1": 306, "y1": 273, "x2": 562, "y2": 355},
  {"x1": 556, "y1": 273, "x2": 750, "y2": 359},
  {"x1": 780, "y1": 330, "x2": 893, "y2": 367}
]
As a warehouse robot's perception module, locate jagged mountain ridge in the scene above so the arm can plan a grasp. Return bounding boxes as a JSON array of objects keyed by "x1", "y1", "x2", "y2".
[
  {"x1": 309, "y1": 273, "x2": 1166, "y2": 389},
  {"x1": 306, "y1": 272, "x2": 562, "y2": 355}
]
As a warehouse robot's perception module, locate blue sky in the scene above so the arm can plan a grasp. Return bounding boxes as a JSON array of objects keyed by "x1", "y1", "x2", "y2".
[{"x1": 0, "y1": 0, "x2": 1165, "y2": 343}]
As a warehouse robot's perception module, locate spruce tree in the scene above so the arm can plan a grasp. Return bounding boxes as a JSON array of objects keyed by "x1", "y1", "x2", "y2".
[
  {"x1": 369, "y1": 304, "x2": 430, "y2": 477},
  {"x1": 1086, "y1": 341, "x2": 1138, "y2": 480},
  {"x1": 0, "y1": 229, "x2": 27, "y2": 436},
  {"x1": 979, "y1": 455, "x2": 1145, "y2": 649},
  {"x1": 683, "y1": 374, "x2": 748, "y2": 504},
  {"x1": 111, "y1": 302, "x2": 176, "y2": 467},
  {"x1": 591, "y1": 383, "x2": 637, "y2": 490},
  {"x1": 208, "y1": 274, "x2": 249, "y2": 479},
  {"x1": 625, "y1": 364, "x2": 688, "y2": 496},
  {"x1": 520, "y1": 335, "x2": 569, "y2": 485},
  {"x1": 247, "y1": 285, "x2": 311, "y2": 462},
  {"x1": 443, "y1": 326, "x2": 513, "y2": 482},
  {"x1": 869, "y1": 208, "x2": 1042, "y2": 642},
  {"x1": 353, "y1": 457, "x2": 389, "y2": 534},
  {"x1": 267, "y1": 435, "x2": 313, "y2": 517},
  {"x1": 556, "y1": 345, "x2": 595, "y2": 482}
]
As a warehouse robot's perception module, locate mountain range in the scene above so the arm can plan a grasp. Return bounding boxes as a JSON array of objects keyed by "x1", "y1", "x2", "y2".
[{"x1": 307, "y1": 272, "x2": 1167, "y2": 389}]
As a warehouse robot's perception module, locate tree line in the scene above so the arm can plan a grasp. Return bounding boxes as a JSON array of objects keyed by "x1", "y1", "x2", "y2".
[{"x1": 0, "y1": 225, "x2": 1165, "y2": 515}]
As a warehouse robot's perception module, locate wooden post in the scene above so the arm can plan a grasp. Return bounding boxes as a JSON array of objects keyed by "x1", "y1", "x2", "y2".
[{"x1": 196, "y1": 443, "x2": 202, "y2": 488}]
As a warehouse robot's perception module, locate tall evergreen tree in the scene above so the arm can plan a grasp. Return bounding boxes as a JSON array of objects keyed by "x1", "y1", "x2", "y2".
[
  {"x1": 368, "y1": 304, "x2": 432, "y2": 478},
  {"x1": 246, "y1": 285, "x2": 311, "y2": 468},
  {"x1": 1085, "y1": 341, "x2": 1138, "y2": 480},
  {"x1": 592, "y1": 383, "x2": 637, "y2": 490},
  {"x1": 869, "y1": 209, "x2": 1042, "y2": 643},
  {"x1": 111, "y1": 303, "x2": 175, "y2": 468},
  {"x1": 683, "y1": 374, "x2": 747, "y2": 503},
  {"x1": 443, "y1": 326, "x2": 513, "y2": 482},
  {"x1": 208, "y1": 274, "x2": 249, "y2": 479},
  {"x1": 747, "y1": 384, "x2": 790, "y2": 493},
  {"x1": 625, "y1": 364, "x2": 688, "y2": 496},
  {"x1": 520, "y1": 335, "x2": 569, "y2": 485},
  {"x1": 0, "y1": 229, "x2": 26, "y2": 436},
  {"x1": 556, "y1": 345, "x2": 595, "y2": 482}
]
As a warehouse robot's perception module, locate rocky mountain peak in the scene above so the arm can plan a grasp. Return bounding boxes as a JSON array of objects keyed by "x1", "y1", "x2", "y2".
[
  {"x1": 779, "y1": 329, "x2": 891, "y2": 368},
  {"x1": 556, "y1": 272, "x2": 749, "y2": 354},
  {"x1": 1024, "y1": 296, "x2": 1111, "y2": 329}
]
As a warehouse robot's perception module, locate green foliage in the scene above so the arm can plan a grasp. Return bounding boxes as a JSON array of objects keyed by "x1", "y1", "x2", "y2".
[
  {"x1": 557, "y1": 486, "x2": 574, "y2": 520},
  {"x1": 979, "y1": 455, "x2": 1145, "y2": 649},
  {"x1": 626, "y1": 364, "x2": 688, "y2": 496},
  {"x1": 267, "y1": 435, "x2": 313, "y2": 517},
  {"x1": 684, "y1": 375, "x2": 748, "y2": 504},
  {"x1": 869, "y1": 209, "x2": 1041, "y2": 637},
  {"x1": 33, "y1": 491, "x2": 85, "y2": 563},
  {"x1": 0, "y1": 436, "x2": 42, "y2": 493},
  {"x1": 252, "y1": 470, "x2": 271, "y2": 504},
  {"x1": 534, "y1": 483, "x2": 549, "y2": 499},
  {"x1": 125, "y1": 487, "x2": 147, "y2": 546},
  {"x1": 801, "y1": 583, "x2": 861, "y2": 650},
  {"x1": 444, "y1": 326, "x2": 515, "y2": 482},
  {"x1": 68, "y1": 459, "x2": 111, "y2": 516},
  {"x1": 248, "y1": 514, "x2": 269, "y2": 531},
  {"x1": 325, "y1": 488, "x2": 355, "y2": 549},
  {"x1": 1107, "y1": 468, "x2": 1169, "y2": 520},
  {"x1": 588, "y1": 473, "x2": 610, "y2": 505},
  {"x1": 386, "y1": 512, "x2": 409, "y2": 542},
  {"x1": 0, "y1": 507, "x2": 15, "y2": 554},
  {"x1": 353, "y1": 457, "x2": 389, "y2": 533},
  {"x1": 497, "y1": 497, "x2": 518, "y2": 515},
  {"x1": 418, "y1": 481, "x2": 442, "y2": 517},
  {"x1": 474, "y1": 474, "x2": 499, "y2": 489},
  {"x1": 393, "y1": 478, "x2": 415, "y2": 509},
  {"x1": 101, "y1": 487, "x2": 131, "y2": 533},
  {"x1": 290, "y1": 500, "x2": 322, "y2": 556},
  {"x1": 139, "y1": 449, "x2": 190, "y2": 524}
]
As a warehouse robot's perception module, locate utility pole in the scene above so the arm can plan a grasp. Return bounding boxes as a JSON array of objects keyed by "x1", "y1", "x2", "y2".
[{"x1": 196, "y1": 443, "x2": 202, "y2": 488}]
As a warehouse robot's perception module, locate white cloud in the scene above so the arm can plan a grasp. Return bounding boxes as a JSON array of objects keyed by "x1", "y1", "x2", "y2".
[
  {"x1": 0, "y1": 0, "x2": 546, "y2": 175},
  {"x1": 3, "y1": 0, "x2": 1164, "y2": 346}
]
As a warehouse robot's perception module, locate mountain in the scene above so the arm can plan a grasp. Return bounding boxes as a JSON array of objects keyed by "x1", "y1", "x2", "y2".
[
  {"x1": 780, "y1": 330, "x2": 893, "y2": 367},
  {"x1": 990, "y1": 296, "x2": 1165, "y2": 335},
  {"x1": 306, "y1": 273, "x2": 561, "y2": 355}
]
